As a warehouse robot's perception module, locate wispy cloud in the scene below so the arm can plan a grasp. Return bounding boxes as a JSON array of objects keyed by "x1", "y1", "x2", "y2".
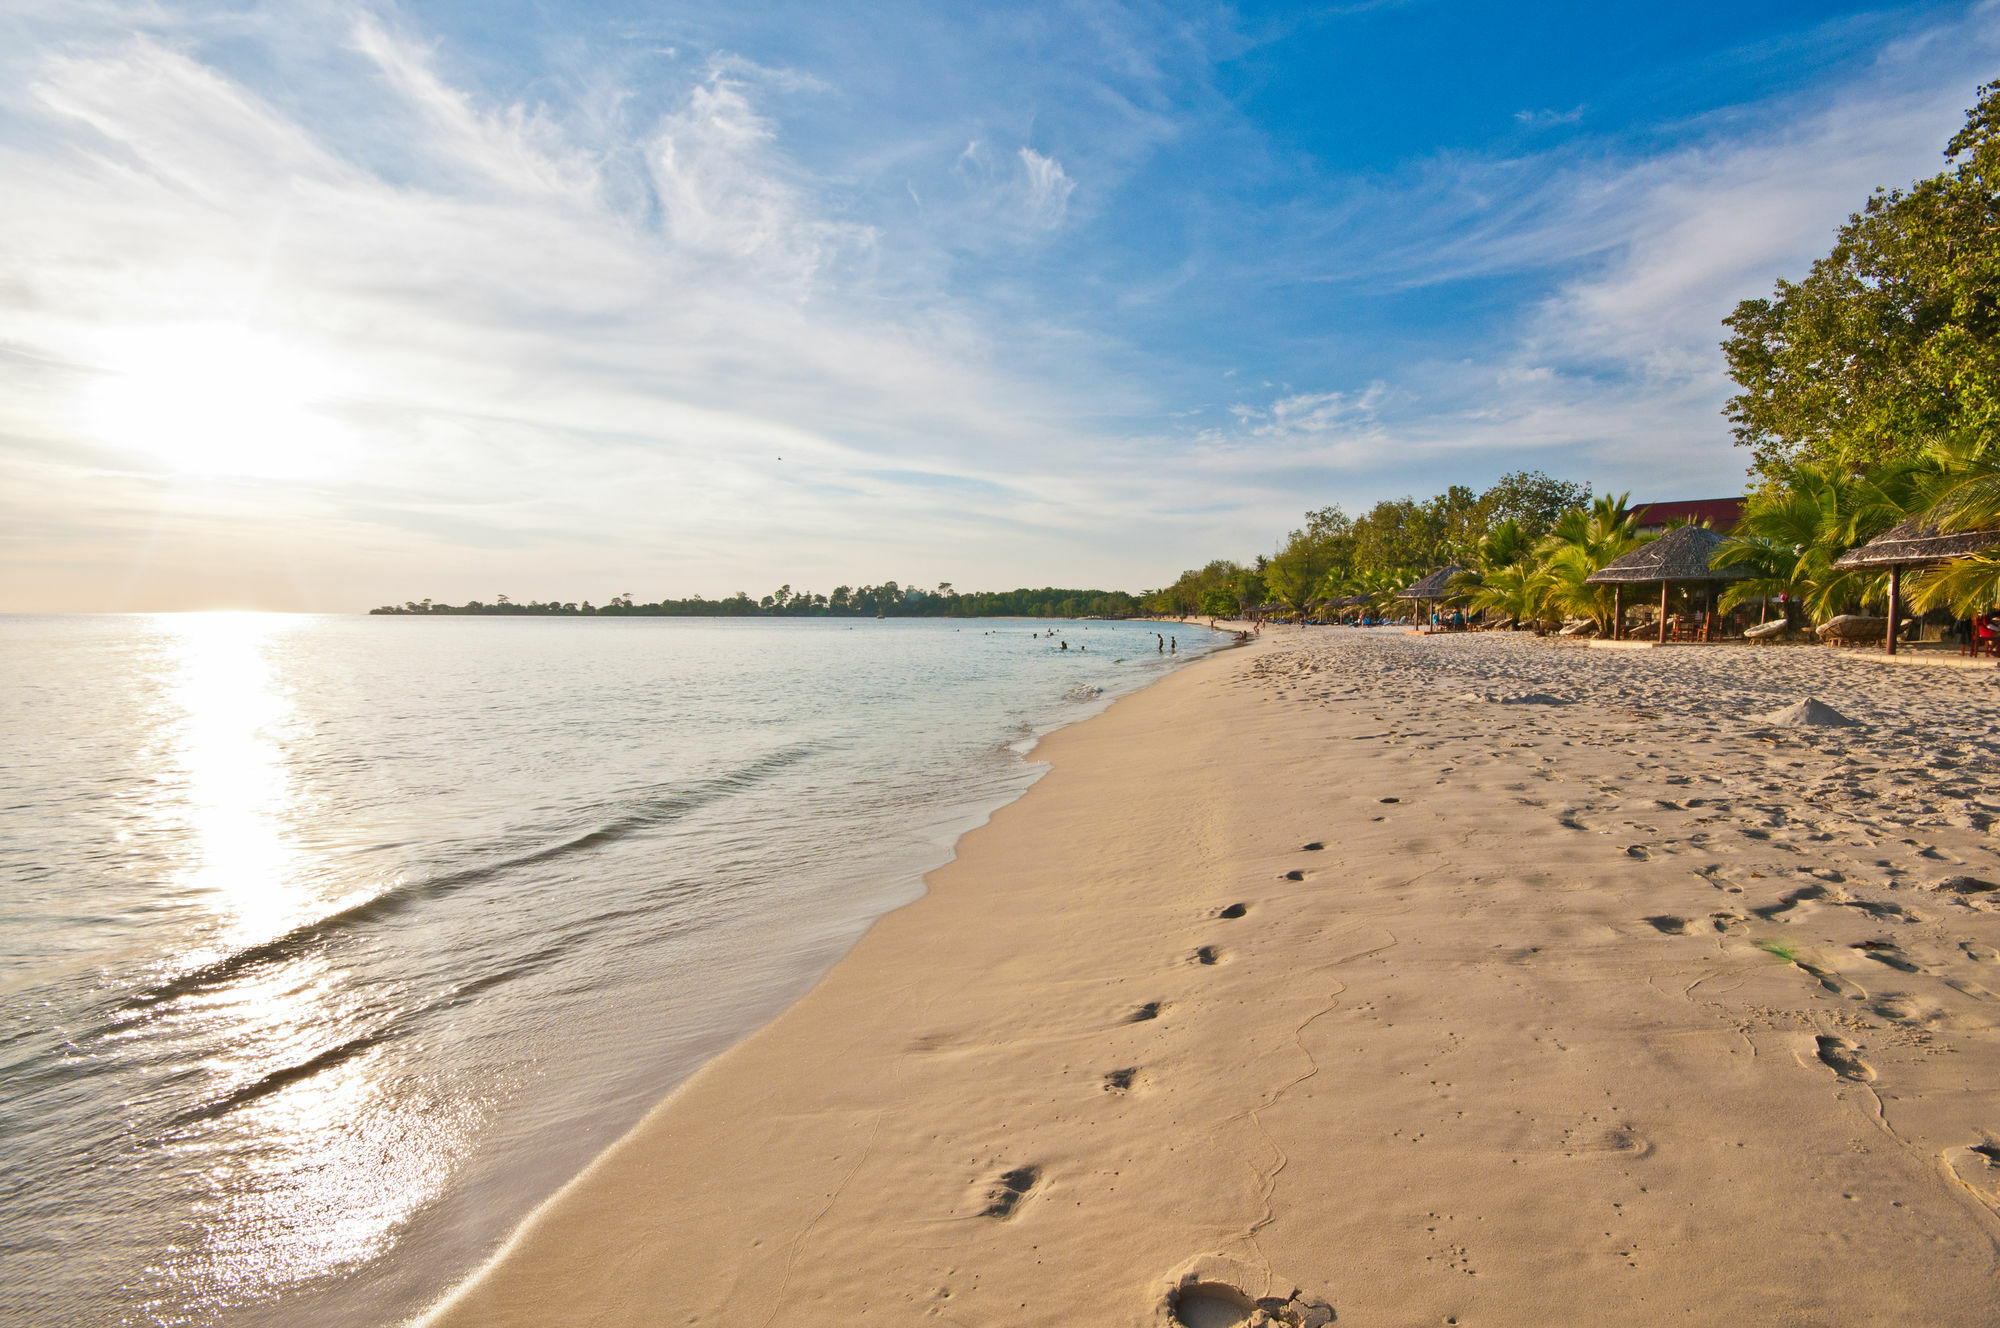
[
  {"x1": 1017, "y1": 147, "x2": 1075, "y2": 229},
  {"x1": 1513, "y1": 105, "x2": 1585, "y2": 128}
]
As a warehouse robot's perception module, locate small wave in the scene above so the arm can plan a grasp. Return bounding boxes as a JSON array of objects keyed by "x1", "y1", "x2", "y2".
[
  {"x1": 170, "y1": 1028, "x2": 393, "y2": 1126},
  {"x1": 1063, "y1": 684, "x2": 1104, "y2": 702},
  {"x1": 120, "y1": 743, "x2": 823, "y2": 1012}
]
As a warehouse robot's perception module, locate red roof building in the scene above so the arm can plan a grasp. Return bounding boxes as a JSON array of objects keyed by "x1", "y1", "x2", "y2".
[{"x1": 1625, "y1": 497, "x2": 1744, "y2": 533}]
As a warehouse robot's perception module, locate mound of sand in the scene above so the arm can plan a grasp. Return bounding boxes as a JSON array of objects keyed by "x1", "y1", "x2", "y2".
[{"x1": 1758, "y1": 697, "x2": 1856, "y2": 727}]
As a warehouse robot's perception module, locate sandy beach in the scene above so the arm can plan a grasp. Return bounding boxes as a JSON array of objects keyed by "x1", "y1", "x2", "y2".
[{"x1": 423, "y1": 628, "x2": 2000, "y2": 1327}]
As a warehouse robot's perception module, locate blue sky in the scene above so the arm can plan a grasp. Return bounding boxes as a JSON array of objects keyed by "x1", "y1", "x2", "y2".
[{"x1": 1, "y1": 0, "x2": 1995, "y2": 609}]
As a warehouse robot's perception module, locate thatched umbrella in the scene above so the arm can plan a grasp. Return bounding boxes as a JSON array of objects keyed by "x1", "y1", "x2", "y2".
[
  {"x1": 1830, "y1": 516, "x2": 2000, "y2": 656},
  {"x1": 1583, "y1": 526, "x2": 1745, "y2": 644},
  {"x1": 1397, "y1": 565, "x2": 1466, "y2": 630}
]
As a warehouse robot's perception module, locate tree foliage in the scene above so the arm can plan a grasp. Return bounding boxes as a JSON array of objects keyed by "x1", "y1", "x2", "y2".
[{"x1": 1723, "y1": 81, "x2": 2000, "y2": 478}]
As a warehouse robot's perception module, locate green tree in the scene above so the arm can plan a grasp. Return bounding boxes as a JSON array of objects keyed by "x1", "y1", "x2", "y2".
[
  {"x1": 1477, "y1": 471, "x2": 1592, "y2": 540},
  {"x1": 1723, "y1": 82, "x2": 2000, "y2": 478}
]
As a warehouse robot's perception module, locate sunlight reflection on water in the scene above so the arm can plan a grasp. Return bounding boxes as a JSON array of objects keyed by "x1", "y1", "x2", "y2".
[{"x1": 158, "y1": 614, "x2": 300, "y2": 946}]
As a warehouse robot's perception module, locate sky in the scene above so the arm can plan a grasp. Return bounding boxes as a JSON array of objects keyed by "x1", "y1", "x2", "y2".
[{"x1": 3, "y1": 0, "x2": 1998, "y2": 611}]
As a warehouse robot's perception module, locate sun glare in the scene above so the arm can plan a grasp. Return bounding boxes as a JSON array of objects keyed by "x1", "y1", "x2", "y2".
[{"x1": 82, "y1": 324, "x2": 351, "y2": 480}]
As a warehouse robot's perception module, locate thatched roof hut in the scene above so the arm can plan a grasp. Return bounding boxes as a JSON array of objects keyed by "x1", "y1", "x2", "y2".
[
  {"x1": 1583, "y1": 526, "x2": 1744, "y2": 644},
  {"x1": 1583, "y1": 526, "x2": 1738, "y2": 584},
  {"x1": 1397, "y1": 565, "x2": 1465, "y2": 602},
  {"x1": 1830, "y1": 516, "x2": 2000, "y2": 569},
  {"x1": 1827, "y1": 514, "x2": 2000, "y2": 655}
]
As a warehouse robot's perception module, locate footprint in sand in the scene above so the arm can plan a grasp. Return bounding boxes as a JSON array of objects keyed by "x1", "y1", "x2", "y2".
[
  {"x1": 1753, "y1": 885, "x2": 1834, "y2": 922},
  {"x1": 1942, "y1": 1142, "x2": 2000, "y2": 1210},
  {"x1": 1128, "y1": 1001, "x2": 1163, "y2": 1023},
  {"x1": 1192, "y1": 946, "x2": 1221, "y2": 966},
  {"x1": 1162, "y1": 1276, "x2": 1333, "y2": 1328},
  {"x1": 1103, "y1": 1067, "x2": 1138, "y2": 1093},
  {"x1": 1815, "y1": 1035, "x2": 1876, "y2": 1082},
  {"x1": 1301, "y1": 842, "x2": 1324, "y2": 852},
  {"x1": 1852, "y1": 940, "x2": 1922, "y2": 973},
  {"x1": 1626, "y1": 845, "x2": 1652, "y2": 860},
  {"x1": 978, "y1": 1165, "x2": 1040, "y2": 1219},
  {"x1": 1218, "y1": 903, "x2": 1247, "y2": 920},
  {"x1": 1642, "y1": 915, "x2": 1688, "y2": 935},
  {"x1": 1871, "y1": 992, "x2": 1947, "y2": 1026},
  {"x1": 1962, "y1": 941, "x2": 1998, "y2": 963},
  {"x1": 1282, "y1": 869, "x2": 1308, "y2": 881}
]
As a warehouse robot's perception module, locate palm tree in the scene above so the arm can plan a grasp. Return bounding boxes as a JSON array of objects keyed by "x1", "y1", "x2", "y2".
[
  {"x1": 1461, "y1": 561, "x2": 1544, "y2": 631},
  {"x1": 1906, "y1": 433, "x2": 2000, "y2": 616},
  {"x1": 1449, "y1": 518, "x2": 1538, "y2": 629},
  {"x1": 1529, "y1": 493, "x2": 1644, "y2": 632},
  {"x1": 1716, "y1": 459, "x2": 1930, "y2": 628}
]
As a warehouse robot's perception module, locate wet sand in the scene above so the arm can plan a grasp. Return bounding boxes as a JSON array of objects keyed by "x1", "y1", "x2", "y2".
[{"x1": 422, "y1": 628, "x2": 2000, "y2": 1326}]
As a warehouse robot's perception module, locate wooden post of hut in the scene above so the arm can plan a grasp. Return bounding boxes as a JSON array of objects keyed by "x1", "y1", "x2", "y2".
[
  {"x1": 1612, "y1": 585, "x2": 1623, "y2": 641},
  {"x1": 1885, "y1": 563, "x2": 1902, "y2": 656},
  {"x1": 1657, "y1": 581, "x2": 1669, "y2": 644},
  {"x1": 1703, "y1": 582, "x2": 1716, "y2": 642}
]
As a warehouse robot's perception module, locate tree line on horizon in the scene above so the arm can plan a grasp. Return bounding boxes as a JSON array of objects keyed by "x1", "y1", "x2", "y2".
[
  {"x1": 1149, "y1": 82, "x2": 2000, "y2": 632},
  {"x1": 371, "y1": 582, "x2": 1145, "y2": 619}
]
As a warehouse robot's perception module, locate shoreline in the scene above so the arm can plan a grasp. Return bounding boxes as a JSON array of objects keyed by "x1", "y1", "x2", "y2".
[{"x1": 420, "y1": 629, "x2": 2000, "y2": 1326}]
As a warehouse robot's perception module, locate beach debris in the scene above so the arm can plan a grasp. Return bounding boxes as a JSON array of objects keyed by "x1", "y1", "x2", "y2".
[
  {"x1": 1455, "y1": 691, "x2": 1571, "y2": 705},
  {"x1": 1155, "y1": 1255, "x2": 1333, "y2": 1328},
  {"x1": 1758, "y1": 698, "x2": 1856, "y2": 728}
]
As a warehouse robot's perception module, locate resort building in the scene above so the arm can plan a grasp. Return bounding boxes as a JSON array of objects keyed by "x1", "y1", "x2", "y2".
[{"x1": 1624, "y1": 496, "x2": 1744, "y2": 534}]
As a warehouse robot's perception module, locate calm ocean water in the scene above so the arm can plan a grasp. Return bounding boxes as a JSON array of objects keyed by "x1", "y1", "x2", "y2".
[{"x1": 0, "y1": 614, "x2": 1222, "y2": 1328}]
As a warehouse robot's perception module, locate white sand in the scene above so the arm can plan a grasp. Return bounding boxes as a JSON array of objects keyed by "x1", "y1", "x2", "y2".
[{"x1": 423, "y1": 628, "x2": 2000, "y2": 1327}]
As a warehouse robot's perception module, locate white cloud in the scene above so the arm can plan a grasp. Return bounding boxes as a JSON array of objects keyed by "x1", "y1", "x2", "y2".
[
  {"x1": 1513, "y1": 105, "x2": 1585, "y2": 128},
  {"x1": 1017, "y1": 147, "x2": 1075, "y2": 229}
]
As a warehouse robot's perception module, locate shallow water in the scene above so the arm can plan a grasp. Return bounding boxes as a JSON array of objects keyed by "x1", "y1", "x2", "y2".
[{"x1": 0, "y1": 614, "x2": 1219, "y2": 1327}]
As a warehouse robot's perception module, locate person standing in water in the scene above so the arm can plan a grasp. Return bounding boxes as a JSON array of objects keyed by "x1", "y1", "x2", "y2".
[{"x1": 1170, "y1": 636, "x2": 1177, "y2": 653}]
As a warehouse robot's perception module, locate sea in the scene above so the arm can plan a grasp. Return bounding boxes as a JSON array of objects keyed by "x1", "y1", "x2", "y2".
[{"x1": 0, "y1": 614, "x2": 1224, "y2": 1328}]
